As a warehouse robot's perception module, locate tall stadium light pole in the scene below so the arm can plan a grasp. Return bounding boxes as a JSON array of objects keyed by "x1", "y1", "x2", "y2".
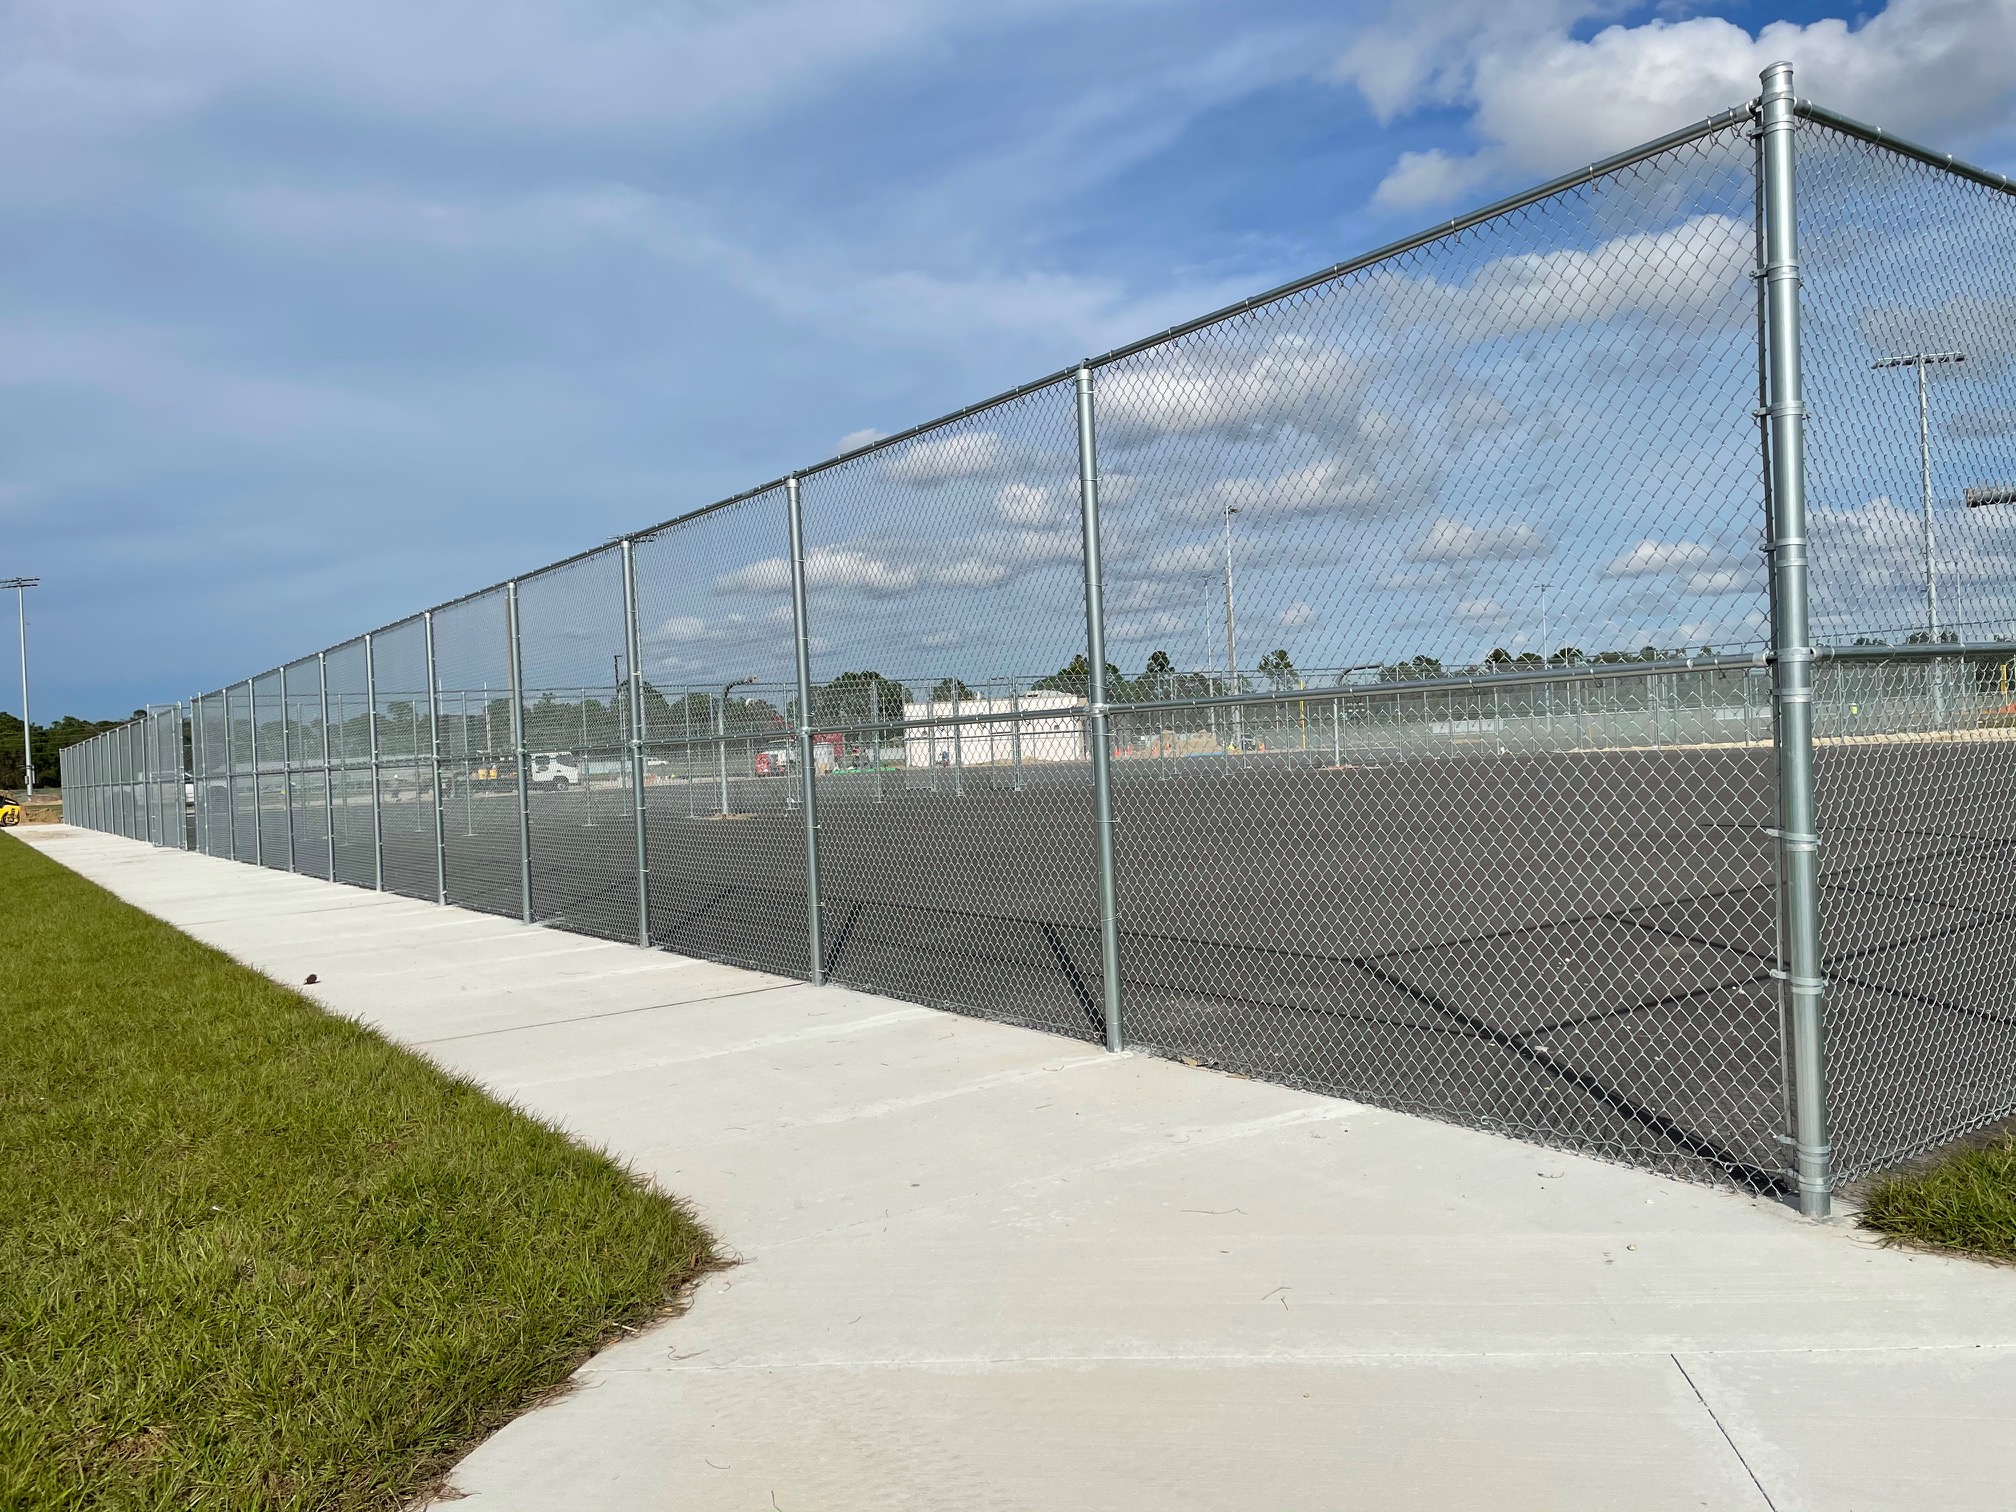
[
  {"x1": 1872, "y1": 351, "x2": 1964, "y2": 643},
  {"x1": 2, "y1": 577, "x2": 38, "y2": 794}
]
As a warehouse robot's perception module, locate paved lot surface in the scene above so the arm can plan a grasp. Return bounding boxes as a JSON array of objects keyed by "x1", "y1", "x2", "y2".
[
  {"x1": 213, "y1": 735, "x2": 2016, "y2": 1188},
  {"x1": 21, "y1": 823, "x2": 2016, "y2": 1511}
]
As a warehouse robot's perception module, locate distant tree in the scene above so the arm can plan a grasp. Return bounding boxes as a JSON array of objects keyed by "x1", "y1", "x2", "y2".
[
  {"x1": 1138, "y1": 649, "x2": 1175, "y2": 700},
  {"x1": 1256, "y1": 649, "x2": 1298, "y2": 690},
  {"x1": 1553, "y1": 646, "x2": 1586, "y2": 665},
  {"x1": 930, "y1": 677, "x2": 976, "y2": 703},
  {"x1": 5, "y1": 712, "x2": 127, "y2": 790},
  {"x1": 1379, "y1": 654, "x2": 1444, "y2": 683},
  {"x1": 1034, "y1": 654, "x2": 1123, "y2": 700},
  {"x1": 1513, "y1": 651, "x2": 1544, "y2": 669},
  {"x1": 814, "y1": 671, "x2": 910, "y2": 749},
  {"x1": 1485, "y1": 648, "x2": 1515, "y2": 668}
]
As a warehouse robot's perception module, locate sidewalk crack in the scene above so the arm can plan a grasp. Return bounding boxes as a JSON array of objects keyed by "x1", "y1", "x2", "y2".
[{"x1": 1671, "y1": 1353, "x2": 1776, "y2": 1511}]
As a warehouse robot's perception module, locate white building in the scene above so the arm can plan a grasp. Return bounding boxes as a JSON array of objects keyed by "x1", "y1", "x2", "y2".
[{"x1": 902, "y1": 691, "x2": 1086, "y2": 767}]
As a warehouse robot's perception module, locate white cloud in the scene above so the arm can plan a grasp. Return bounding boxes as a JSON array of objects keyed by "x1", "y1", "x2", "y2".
[
  {"x1": 1685, "y1": 568, "x2": 1750, "y2": 596},
  {"x1": 1454, "y1": 596, "x2": 1509, "y2": 622},
  {"x1": 1345, "y1": 0, "x2": 2016, "y2": 210},
  {"x1": 1605, "y1": 539, "x2": 1717, "y2": 576},
  {"x1": 1388, "y1": 215, "x2": 1752, "y2": 340},
  {"x1": 836, "y1": 427, "x2": 886, "y2": 455},
  {"x1": 713, "y1": 524, "x2": 1077, "y2": 600},
  {"x1": 655, "y1": 614, "x2": 712, "y2": 642},
  {"x1": 1376, "y1": 567, "x2": 1449, "y2": 591},
  {"x1": 716, "y1": 544, "x2": 915, "y2": 596},
  {"x1": 1099, "y1": 336, "x2": 1362, "y2": 443},
  {"x1": 1171, "y1": 456, "x2": 1388, "y2": 523},
  {"x1": 1108, "y1": 611, "x2": 1187, "y2": 642},
  {"x1": 1280, "y1": 600, "x2": 1316, "y2": 626},
  {"x1": 1146, "y1": 542, "x2": 1221, "y2": 576},
  {"x1": 882, "y1": 428, "x2": 1006, "y2": 485},
  {"x1": 995, "y1": 481, "x2": 1062, "y2": 524},
  {"x1": 1408, "y1": 515, "x2": 1550, "y2": 562}
]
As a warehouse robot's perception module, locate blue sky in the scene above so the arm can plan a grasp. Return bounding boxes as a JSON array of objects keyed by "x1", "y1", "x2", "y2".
[{"x1": 10, "y1": 0, "x2": 2016, "y2": 717}]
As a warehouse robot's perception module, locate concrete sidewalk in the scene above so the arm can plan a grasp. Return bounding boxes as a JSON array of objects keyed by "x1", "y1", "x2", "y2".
[{"x1": 20, "y1": 825, "x2": 2016, "y2": 1510}]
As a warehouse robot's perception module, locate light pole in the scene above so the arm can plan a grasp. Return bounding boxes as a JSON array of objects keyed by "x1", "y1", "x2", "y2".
[
  {"x1": 1875, "y1": 351, "x2": 1963, "y2": 726},
  {"x1": 1537, "y1": 581, "x2": 1551, "y2": 665},
  {"x1": 718, "y1": 674, "x2": 755, "y2": 816},
  {"x1": 1873, "y1": 351, "x2": 1964, "y2": 640},
  {"x1": 2, "y1": 577, "x2": 37, "y2": 795}
]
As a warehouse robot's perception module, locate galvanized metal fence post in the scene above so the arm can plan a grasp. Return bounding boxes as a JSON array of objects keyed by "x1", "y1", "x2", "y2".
[
  {"x1": 248, "y1": 679, "x2": 264, "y2": 865},
  {"x1": 225, "y1": 688, "x2": 238, "y2": 860},
  {"x1": 364, "y1": 638, "x2": 384, "y2": 891},
  {"x1": 194, "y1": 695, "x2": 208, "y2": 852},
  {"x1": 786, "y1": 477, "x2": 826, "y2": 984},
  {"x1": 506, "y1": 581, "x2": 534, "y2": 924},
  {"x1": 279, "y1": 664, "x2": 297, "y2": 871},
  {"x1": 1075, "y1": 363, "x2": 1125, "y2": 1053},
  {"x1": 620, "y1": 539, "x2": 652, "y2": 949},
  {"x1": 425, "y1": 610, "x2": 447, "y2": 905},
  {"x1": 1759, "y1": 61, "x2": 1832, "y2": 1219},
  {"x1": 318, "y1": 652, "x2": 336, "y2": 880}
]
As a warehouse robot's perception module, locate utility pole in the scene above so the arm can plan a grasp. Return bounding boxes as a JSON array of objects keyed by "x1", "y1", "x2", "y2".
[{"x1": 2, "y1": 577, "x2": 38, "y2": 795}]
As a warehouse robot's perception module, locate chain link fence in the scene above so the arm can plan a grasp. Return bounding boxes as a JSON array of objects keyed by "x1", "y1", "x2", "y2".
[{"x1": 57, "y1": 69, "x2": 2016, "y2": 1212}]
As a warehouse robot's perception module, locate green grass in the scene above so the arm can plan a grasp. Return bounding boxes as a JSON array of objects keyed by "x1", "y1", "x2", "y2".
[
  {"x1": 0, "y1": 834, "x2": 713, "y2": 1509},
  {"x1": 1860, "y1": 1133, "x2": 2016, "y2": 1264}
]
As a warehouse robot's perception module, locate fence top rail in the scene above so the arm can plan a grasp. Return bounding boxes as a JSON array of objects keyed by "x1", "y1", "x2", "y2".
[
  {"x1": 384, "y1": 99, "x2": 1760, "y2": 630},
  {"x1": 1794, "y1": 99, "x2": 2016, "y2": 197}
]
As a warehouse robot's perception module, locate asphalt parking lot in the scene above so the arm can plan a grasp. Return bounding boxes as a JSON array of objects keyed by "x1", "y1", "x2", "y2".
[{"x1": 210, "y1": 732, "x2": 2016, "y2": 1191}]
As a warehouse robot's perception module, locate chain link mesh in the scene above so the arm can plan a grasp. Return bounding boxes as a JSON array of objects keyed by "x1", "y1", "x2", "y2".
[
  {"x1": 432, "y1": 590, "x2": 521, "y2": 918},
  {"x1": 514, "y1": 549, "x2": 639, "y2": 942},
  {"x1": 800, "y1": 382, "x2": 1106, "y2": 1037},
  {"x1": 630, "y1": 491, "x2": 809, "y2": 978},
  {"x1": 1797, "y1": 118, "x2": 2016, "y2": 1182},
  {"x1": 54, "y1": 103, "x2": 2016, "y2": 1197}
]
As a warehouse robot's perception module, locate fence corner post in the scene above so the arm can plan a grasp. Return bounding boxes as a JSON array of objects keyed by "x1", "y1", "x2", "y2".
[
  {"x1": 1760, "y1": 59, "x2": 1832, "y2": 1218},
  {"x1": 786, "y1": 476, "x2": 826, "y2": 985},
  {"x1": 620, "y1": 539, "x2": 653, "y2": 950},
  {"x1": 1076, "y1": 363, "x2": 1125, "y2": 1053}
]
